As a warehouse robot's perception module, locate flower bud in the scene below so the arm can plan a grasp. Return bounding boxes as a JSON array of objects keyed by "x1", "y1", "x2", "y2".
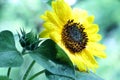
[{"x1": 18, "y1": 29, "x2": 40, "y2": 50}]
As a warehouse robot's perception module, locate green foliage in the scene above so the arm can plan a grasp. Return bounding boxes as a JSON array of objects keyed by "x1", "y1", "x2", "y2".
[
  {"x1": 29, "y1": 39, "x2": 75, "y2": 79},
  {"x1": 0, "y1": 76, "x2": 11, "y2": 80},
  {"x1": 76, "y1": 71, "x2": 103, "y2": 80},
  {"x1": 0, "y1": 0, "x2": 120, "y2": 80},
  {"x1": 45, "y1": 70, "x2": 73, "y2": 80},
  {"x1": 0, "y1": 31, "x2": 23, "y2": 67},
  {"x1": 29, "y1": 39, "x2": 103, "y2": 80},
  {"x1": 0, "y1": 30, "x2": 104, "y2": 80},
  {"x1": 46, "y1": 68, "x2": 103, "y2": 80}
]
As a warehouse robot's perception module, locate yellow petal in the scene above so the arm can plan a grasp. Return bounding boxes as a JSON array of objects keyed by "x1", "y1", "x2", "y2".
[
  {"x1": 42, "y1": 21, "x2": 58, "y2": 31},
  {"x1": 83, "y1": 50, "x2": 98, "y2": 66},
  {"x1": 80, "y1": 51, "x2": 98, "y2": 69},
  {"x1": 87, "y1": 42, "x2": 106, "y2": 51},
  {"x1": 49, "y1": 31, "x2": 61, "y2": 42},
  {"x1": 85, "y1": 24, "x2": 99, "y2": 34},
  {"x1": 72, "y1": 8, "x2": 88, "y2": 22},
  {"x1": 88, "y1": 34, "x2": 102, "y2": 42},
  {"x1": 74, "y1": 53, "x2": 87, "y2": 71},
  {"x1": 52, "y1": 0, "x2": 72, "y2": 24},
  {"x1": 87, "y1": 48, "x2": 106, "y2": 58},
  {"x1": 41, "y1": 11, "x2": 63, "y2": 28},
  {"x1": 87, "y1": 43, "x2": 106, "y2": 58},
  {"x1": 39, "y1": 30, "x2": 50, "y2": 38},
  {"x1": 40, "y1": 14, "x2": 47, "y2": 21},
  {"x1": 61, "y1": 45, "x2": 87, "y2": 71},
  {"x1": 86, "y1": 15, "x2": 94, "y2": 23}
]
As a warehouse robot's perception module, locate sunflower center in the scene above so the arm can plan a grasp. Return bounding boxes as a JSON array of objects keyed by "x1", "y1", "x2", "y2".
[
  {"x1": 68, "y1": 25, "x2": 83, "y2": 42},
  {"x1": 61, "y1": 20, "x2": 88, "y2": 53}
]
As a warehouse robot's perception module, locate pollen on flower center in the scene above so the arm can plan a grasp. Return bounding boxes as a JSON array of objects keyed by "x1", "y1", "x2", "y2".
[{"x1": 61, "y1": 20, "x2": 88, "y2": 53}]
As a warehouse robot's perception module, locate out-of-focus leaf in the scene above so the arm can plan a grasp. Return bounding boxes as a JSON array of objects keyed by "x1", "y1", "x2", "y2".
[
  {"x1": 76, "y1": 71, "x2": 103, "y2": 80},
  {"x1": 0, "y1": 30, "x2": 23, "y2": 67},
  {"x1": 29, "y1": 39, "x2": 75, "y2": 79},
  {"x1": 0, "y1": 76, "x2": 11, "y2": 80}
]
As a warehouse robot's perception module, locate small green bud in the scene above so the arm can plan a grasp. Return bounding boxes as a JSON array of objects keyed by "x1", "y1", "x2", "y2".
[{"x1": 18, "y1": 29, "x2": 40, "y2": 50}]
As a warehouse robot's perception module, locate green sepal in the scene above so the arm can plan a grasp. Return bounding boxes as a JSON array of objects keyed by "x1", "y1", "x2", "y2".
[{"x1": 19, "y1": 29, "x2": 40, "y2": 50}]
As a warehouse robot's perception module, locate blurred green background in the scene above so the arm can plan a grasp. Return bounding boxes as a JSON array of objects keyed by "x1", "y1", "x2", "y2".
[{"x1": 0, "y1": 0, "x2": 120, "y2": 80}]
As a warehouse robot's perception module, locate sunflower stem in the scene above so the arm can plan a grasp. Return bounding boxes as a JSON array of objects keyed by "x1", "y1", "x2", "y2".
[
  {"x1": 22, "y1": 60, "x2": 35, "y2": 80},
  {"x1": 28, "y1": 69, "x2": 45, "y2": 80},
  {"x1": 7, "y1": 67, "x2": 11, "y2": 78}
]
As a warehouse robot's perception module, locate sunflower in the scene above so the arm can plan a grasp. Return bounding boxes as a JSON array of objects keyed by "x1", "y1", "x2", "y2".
[{"x1": 40, "y1": 0, "x2": 106, "y2": 71}]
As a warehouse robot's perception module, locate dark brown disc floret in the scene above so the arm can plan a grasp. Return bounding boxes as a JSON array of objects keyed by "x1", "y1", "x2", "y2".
[{"x1": 61, "y1": 20, "x2": 88, "y2": 53}]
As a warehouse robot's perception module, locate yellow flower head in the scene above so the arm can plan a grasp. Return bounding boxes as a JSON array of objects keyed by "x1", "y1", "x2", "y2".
[{"x1": 40, "y1": 0, "x2": 106, "y2": 71}]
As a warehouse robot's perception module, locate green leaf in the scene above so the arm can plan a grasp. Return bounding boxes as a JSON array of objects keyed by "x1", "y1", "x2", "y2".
[
  {"x1": 0, "y1": 76, "x2": 11, "y2": 80},
  {"x1": 76, "y1": 71, "x2": 104, "y2": 80},
  {"x1": 0, "y1": 30, "x2": 23, "y2": 67},
  {"x1": 45, "y1": 70, "x2": 73, "y2": 80},
  {"x1": 29, "y1": 39, "x2": 75, "y2": 79}
]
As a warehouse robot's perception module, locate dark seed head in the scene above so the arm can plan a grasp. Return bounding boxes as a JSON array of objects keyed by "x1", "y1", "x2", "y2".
[{"x1": 61, "y1": 20, "x2": 88, "y2": 53}]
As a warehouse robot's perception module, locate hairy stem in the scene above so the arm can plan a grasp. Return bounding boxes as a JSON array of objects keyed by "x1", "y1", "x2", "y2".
[
  {"x1": 7, "y1": 67, "x2": 11, "y2": 78},
  {"x1": 22, "y1": 60, "x2": 35, "y2": 80}
]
